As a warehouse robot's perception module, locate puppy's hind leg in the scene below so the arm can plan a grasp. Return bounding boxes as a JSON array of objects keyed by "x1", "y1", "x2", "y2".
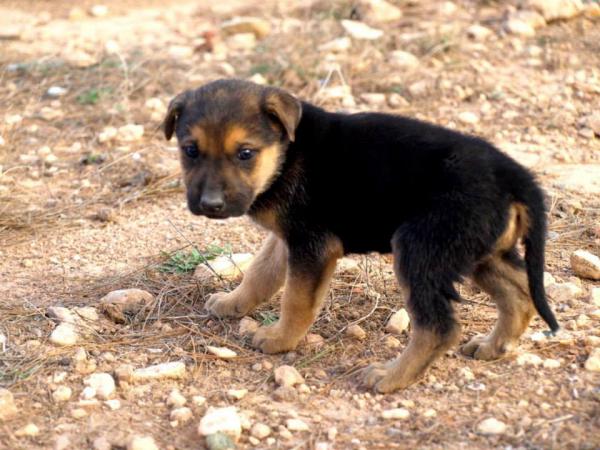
[{"x1": 205, "y1": 233, "x2": 287, "y2": 318}]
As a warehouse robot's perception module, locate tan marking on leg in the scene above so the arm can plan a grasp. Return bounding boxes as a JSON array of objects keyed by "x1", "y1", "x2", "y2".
[
  {"x1": 252, "y1": 238, "x2": 343, "y2": 353},
  {"x1": 250, "y1": 143, "x2": 282, "y2": 195},
  {"x1": 461, "y1": 256, "x2": 535, "y2": 360},
  {"x1": 251, "y1": 207, "x2": 281, "y2": 236},
  {"x1": 494, "y1": 203, "x2": 530, "y2": 252},
  {"x1": 205, "y1": 234, "x2": 287, "y2": 318},
  {"x1": 363, "y1": 317, "x2": 460, "y2": 393}
]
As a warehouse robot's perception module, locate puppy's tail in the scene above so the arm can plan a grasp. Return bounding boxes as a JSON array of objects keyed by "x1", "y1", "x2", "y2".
[{"x1": 521, "y1": 185, "x2": 560, "y2": 334}]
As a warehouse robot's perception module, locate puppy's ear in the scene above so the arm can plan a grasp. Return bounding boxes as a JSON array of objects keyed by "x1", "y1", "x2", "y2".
[
  {"x1": 163, "y1": 91, "x2": 190, "y2": 140},
  {"x1": 264, "y1": 89, "x2": 302, "y2": 142}
]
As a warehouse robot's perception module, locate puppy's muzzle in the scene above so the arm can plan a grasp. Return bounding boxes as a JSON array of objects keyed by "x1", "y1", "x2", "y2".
[{"x1": 200, "y1": 190, "x2": 225, "y2": 214}]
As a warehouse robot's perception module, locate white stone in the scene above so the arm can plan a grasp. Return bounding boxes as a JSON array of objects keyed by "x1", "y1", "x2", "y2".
[
  {"x1": 346, "y1": 324, "x2": 366, "y2": 340},
  {"x1": 168, "y1": 46, "x2": 194, "y2": 59},
  {"x1": 206, "y1": 346, "x2": 237, "y2": 360},
  {"x1": 90, "y1": 5, "x2": 108, "y2": 17},
  {"x1": 198, "y1": 407, "x2": 242, "y2": 442},
  {"x1": 251, "y1": 423, "x2": 271, "y2": 439},
  {"x1": 128, "y1": 435, "x2": 159, "y2": 450},
  {"x1": 98, "y1": 126, "x2": 118, "y2": 143},
  {"x1": 318, "y1": 37, "x2": 352, "y2": 52},
  {"x1": 386, "y1": 308, "x2": 410, "y2": 334},
  {"x1": 408, "y1": 80, "x2": 428, "y2": 97},
  {"x1": 170, "y1": 407, "x2": 193, "y2": 423},
  {"x1": 47, "y1": 86, "x2": 67, "y2": 97},
  {"x1": 227, "y1": 389, "x2": 248, "y2": 400},
  {"x1": 381, "y1": 408, "x2": 410, "y2": 420},
  {"x1": 516, "y1": 353, "x2": 543, "y2": 366},
  {"x1": 239, "y1": 317, "x2": 259, "y2": 336},
  {"x1": 227, "y1": 33, "x2": 257, "y2": 50},
  {"x1": 460, "y1": 367, "x2": 475, "y2": 381},
  {"x1": 81, "y1": 387, "x2": 96, "y2": 400},
  {"x1": 131, "y1": 361, "x2": 186, "y2": 382},
  {"x1": 570, "y1": 250, "x2": 600, "y2": 280},
  {"x1": 84, "y1": 373, "x2": 115, "y2": 400},
  {"x1": 423, "y1": 408, "x2": 437, "y2": 418},
  {"x1": 0, "y1": 135, "x2": 5, "y2": 146},
  {"x1": 384, "y1": 335, "x2": 401, "y2": 348},
  {"x1": 477, "y1": 417, "x2": 507, "y2": 434},
  {"x1": 15, "y1": 423, "x2": 39, "y2": 437},
  {"x1": 4, "y1": 114, "x2": 22, "y2": 125},
  {"x1": 546, "y1": 282, "x2": 583, "y2": 302},
  {"x1": 192, "y1": 395, "x2": 206, "y2": 407},
  {"x1": 357, "y1": 0, "x2": 402, "y2": 23},
  {"x1": 167, "y1": 389, "x2": 187, "y2": 407},
  {"x1": 286, "y1": 418, "x2": 309, "y2": 431},
  {"x1": 591, "y1": 288, "x2": 600, "y2": 307},
  {"x1": 360, "y1": 93, "x2": 387, "y2": 107},
  {"x1": 50, "y1": 323, "x2": 79, "y2": 346},
  {"x1": 194, "y1": 253, "x2": 253, "y2": 280},
  {"x1": 504, "y1": 19, "x2": 536, "y2": 37},
  {"x1": 524, "y1": 0, "x2": 583, "y2": 21},
  {"x1": 466, "y1": 24, "x2": 492, "y2": 40},
  {"x1": 544, "y1": 272, "x2": 556, "y2": 287},
  {"x1": 105, "y1": 40, "x2": 120, "y2": 54},
  {"x1": 389, "y1": 50, "x2": 419, "y2": 69},
  {"x1": 104, "y1": 399, "x2": 121, "y2": 410},
  {"x1": 543, "y1": 358, "x2": 561, "y2": 369},
  {"x1": 117, "y1": 124, "x2": 144, "y2": 142},
  {"x1": 341, "y1": 20, "x2": 383, "y2": 40},
  {"x1": 144, "y1": 97, "x2": 165, "y2": 113},
  {"x1": 274, "y1": 365, "x2": 304, "y2": 387},
  {"x1": 584, "y1": 348, "x2": 600, "y2": 372},
  {"x1": 52, "y1": 386, "x2": 73, "y2": 403},
  {"x1": 458, "y1": 111, "x2": 480, "y2": 124},
  {"x1": 0, "y1": 389, "x2": 17, "y2": 421}
]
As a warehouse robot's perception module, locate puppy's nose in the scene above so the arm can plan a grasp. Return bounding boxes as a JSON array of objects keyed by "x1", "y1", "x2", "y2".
[{"x1": 200, "y1": 192, "x2": 225, "y2": 213}]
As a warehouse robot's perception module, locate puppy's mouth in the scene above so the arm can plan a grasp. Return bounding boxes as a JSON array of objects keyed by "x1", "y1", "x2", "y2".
[{"x1": 188, "y1": 203, "x2": 248, "y2": 219}]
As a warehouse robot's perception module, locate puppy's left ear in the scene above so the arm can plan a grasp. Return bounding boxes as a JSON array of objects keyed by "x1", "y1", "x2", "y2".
[
  {"x1": 163, "y1": 91, "x2": 190, "y2": 140},
  {"x1": 264, "y1": 89, "x2": 302, "y2": 142}
]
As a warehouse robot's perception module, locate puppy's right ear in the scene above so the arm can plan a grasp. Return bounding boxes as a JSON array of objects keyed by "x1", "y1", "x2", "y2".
[{"x1": 163, "y1": 91, "x2": 190, "y2": 140}]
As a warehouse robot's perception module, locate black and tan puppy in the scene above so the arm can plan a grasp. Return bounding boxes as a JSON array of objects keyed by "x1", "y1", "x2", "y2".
[{"x1": 163, "y1": 79, "x2": 559, "y2": 393}]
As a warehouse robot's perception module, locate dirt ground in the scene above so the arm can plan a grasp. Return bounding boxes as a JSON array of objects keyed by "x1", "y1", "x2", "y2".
[{"x1": 1, "y1": 0, "x2": 599, "y2": 449}]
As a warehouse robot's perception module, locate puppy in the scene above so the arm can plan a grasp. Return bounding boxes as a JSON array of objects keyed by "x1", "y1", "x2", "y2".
[{"x1": 163, "y1": 79, "x2": 558, "y2": 393}]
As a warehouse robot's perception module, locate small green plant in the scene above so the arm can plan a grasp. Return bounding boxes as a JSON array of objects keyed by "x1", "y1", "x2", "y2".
[
  {"x1": 258, "y1": 311, "x2": 278, "y2": 326},
  {"x1": 159, "y1": 245, "x2": 229, "y2": 274},
  {"x1": 77, "y1": 87, "x2": 112, "y2": 105}
]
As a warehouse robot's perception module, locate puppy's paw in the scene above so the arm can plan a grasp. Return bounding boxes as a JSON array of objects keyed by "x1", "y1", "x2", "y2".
[
  {"x1": 205, "y1": 292, "x2": 251, "y2": 318},
  {"x1": 252, "y1": 324, "x2": 299, "y2": 354},
  {"x1": 361, "y1": 361, "x2": 403, "y2": 393},
  {"x1": 460, "y1": 335, "x2": 504, "y2": 360}
]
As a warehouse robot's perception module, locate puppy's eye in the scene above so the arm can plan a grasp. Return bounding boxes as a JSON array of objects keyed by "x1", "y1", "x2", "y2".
[
  {"x1": 237, "y1": 147, "x2": 255, "y2": 161},
  {"x1": 182, "y1": 144, "x2": 199, "y2": 159}
]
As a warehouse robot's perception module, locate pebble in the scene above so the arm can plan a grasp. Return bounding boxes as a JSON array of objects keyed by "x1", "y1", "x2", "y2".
[
  {"x1": 384, "y1": 335, "x2": 401, "y2": 349},
  {"x1": 207, "y1": 346, "x2": 237, "y2": 360},
  {"x1": 357, "y1": 0, "x2": 403, "y2": 23},
  {"x1": 286, "y1": 418, "x2": 310, "y2": 431},
  {"x1": 477, "y1": 417, "x2": 507, "y2": 434},
  {"x1": 346, "y1": 324, "x2": 367, "y2": 340},
  {"x1": 458, "y1": 111, "x2": 480, "y2": 125},
  {"x1": 171, "y1": 407, "x2": 193, "y2": 423},
  {"x1": 81, "y1": 386, "x2": 96, "y2": 400},
  {"x1": 591, "y1": 288, "x2": 600, "y2": 308},
  {"x1": 227, "y1": 33, "x2": 257, "y2": 51},
  {"x1": 251, "y1": 423, "x2": 271, "y2": 439},
  {"x1": 194, "y1": 254, "x2": 253, "y2": 280},
  {"x1": 198, "y1": 407, "x2": 242, "y2": 442},
  {"x1": 546, "y1": 282, "x2": 583, "y2": 302},
  {"x1": 93, "y1": 437, "x2": 112, "y2": 450},
  {"x1": 389, "y1": 50, "x2": 419, "y2": 69},
  {"x1": 84, "y1": 373, "x2": 115, "y2": 399},
  {"x1": 341, "y1": 20, "x2": 383, "y2": 40},
  {"x1": 15, "y1": 423, "x2": 39, "y2": 437},
  {"x1": 584, "y1": 348, "x2": 600, "y2": 372},
  {"x1": 55, "y1": 434, "x2": 72, "y2": 450},
  {"x1": 52, "y1": 386, "x2": 73, "y2": 403},
  {"x1": 360, "y1": 93, "x2": 387, "y2": 107},
  {"x1": 318, "y1": 37, "x2": 352, "y2": 52},
  {"x1": 47, "y1": 86, "x2": 68, "y2": 97},
  {"x1": 423, "y1": 408, "x2": 437, "y2": 418},
  {"x1": 272, "y1": 386, "x2": 298, "y2": 402},
  {"x1": 466, "y1": 24, "x2": 492, "y2": 40},
  {"x1": 220, "y1": 17, "x2": 271, "y2": 39},
  {"x1": 192, "y1": 395, "x2": 206, "y2": 407},
  {"x1": 227, "y1": 389, "x2": 248, "y2": 400},
  {"x1": 71, "y1": 408, "x2": 87, "y2": 419},
  {"x1": 524, "y1": 0, "x2": 583, "y2": 21},
  {"x1": 386, "y1": 308, "x2": 410, "y2": 334},
  {"x1": 408, "y1": 80, "x2": 428, "y2": 97},
  {"x1": 168, "y1": 46, "x2": 194, "y2": 59},
  {"x1": 127, "y1": 361, "x2": 186, "y2": 382},
  {"x1": 104, "y1": 399, "x2": 121, "y2": 410},
  {"x1": 516, "y1": 353, "x2": 543, "y2": 366},
  {"x1": 274, "y1": 365, "x2": 304, "y2": 387},
  {"x1": 504, "y1": 19, "x2": 536, "y2": 37},
  {"x1": 238, "y1": 317, "x2": 259, "y2": 336},
  {"x1": 99, "y1": 288, "x2": 154, "y2": 324},
  {"x1": 98, "y1": 126, "x2": 118, "y2": 143},
  {"x1": 128, "y1": 435, "x2": 159, "y2": 450},
  {"x1": 90, "y1": 5, "x2": 109, "y2": 17},
  {"x1": 543, "y1": 358, "x2": 561, "y2": 369},
  {"x1": 167, "y1": 389, "x2": 187, "y2": 407},
  {"x1": 460, "y1": 367, "x2": 475, "y2": 381},
  {"x1": 4, "y1": 114, "x2": 22, "y2": 125},
  {"x1": 50, "y1": 323, "x2": 79, "y2": 346},
  {"x1": 117, "y1": 124, "x2": 144, "y2": 142},
  {"x1": 205, "y1": 432, "x2": 236, "y2": 450},
  {"x1": 570, "y1": 250, "x2": 600, "y2": 280},
  {"x1": 305, "y1": 333, "x2": 325, "y2": 348},
  {"x1": 47, "y1": 306, "x2": 78, "y2": 324},
  {"x1": 0, "y1": 135, "x2": 4, "y2": 146},
  {"x1": 381, "y1": 408, "x2": 410, "y2": 420}
]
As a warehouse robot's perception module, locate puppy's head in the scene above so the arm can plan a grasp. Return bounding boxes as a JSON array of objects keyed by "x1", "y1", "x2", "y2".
[{"x1": 164, "y1": 79, "x2": 302, "y2": 219}]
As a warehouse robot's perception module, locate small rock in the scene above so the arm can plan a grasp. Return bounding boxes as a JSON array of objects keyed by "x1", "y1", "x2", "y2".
[
  {"x1": 360, "y1": 93, "x2": 387, "y2": 107},
  {"x1": 168, "y1": 45, "x2": 194, "y2": 59},
  {"x1": 117, "y1": 124, "x2": 144, "y2": 142},
  {"x1": 84, "y1": 373, "x2": 115, "y2": 400},
  {"x1": 466, "y1": 24, "x2": 492, "y2": 40},
  {"x1": 546, "y1": 282, "x2": 583, "y2": 302},
  {"x1": 93, "y1": 437, "x2": 112, "y2": 450},
  {"x1": 458, "y1": 111, "x2": 480, "y2": 125},
  {"x1": 71, "y1": 408, "x2": 88, "y2": 419},
  {"x1": 346, "y1": 324, "x2": 366, "y2": 340},
  {"x1": 460, "y1": 367, "x2": 475, "y2": 381},
  {"x1": 104, "y1": 399, "x2": 121, "y2": 410},
  {"x1": 4, "y1": 114, "x2": 22, "y2": 125},
  {"x1": 384, "y1": 335, "x2": 401, "y2": 348},
  {"x1": 274, "y1": 365, "x2": 304, "y2": 387},
  {"x1": 15, "y1": 423, "x2": 39, "y2": 437},
  {"x1": 543, "y1": 358, "x2": 561, "y2": 369},
  {"x1": 99, "y1": 288, "x2": 154, "y2": 323},
  {"x1": 544, "y1": 272, "x2": 556, "y2": 287},
  {"x1": 477, "y1": 417, "x2": 507, "y2": 435},
  {"x1": 251, "y1": 423, "x2": 271, "y2": 439},
  {"x1": 305, "y1": 333, "x2": 325, "y2": 348},
  {"x1": 286, "y1": 418, "x2": 309, "y2": 431},
  {"x1": 423, "y1": 408, "x2": 437, "y2": 418},
  {"x1": 591, "y1": 288, "x2": 600, "y2": 307},
  {"x1": 386, "y1": 308, "x2": 410, "y2": 334},
  {"x1": 90, "y1": 5, "x2": 109, "y2": 17},
  {"x1": 381, "y1": 408, "x2": 410, "y2": 420},
  {"x1": 221, "y1": 17, "x2": 271, "y2": 39},
  {"x1": 205, "y1": 433, "x2": 236, "y2": 450},
  {"x1": 50, "y1": 323, "x2": 79, "y2": 346},
  {"x1": 98, "y1": 126, "x2": 118, "y2": 143},
  {"x1": 47, "y1": 306, "x2": 78, "y2": 324},
  {"x1": 585, "y1": 112, "x2": 600, "y2": 136},
  {"x1": 389, "y1": 50, "x2": 419, "y2": 69},
  {"x1": 408, "y1": 80, "x2": 428, "y2": 97},
  {"x1": 570, "y1": 250, "x2": 600, "y2": 280},
  {"x1": 238, "y1": 317, "x2": 259, "y2": 336},
  {"x1": 194, "y1": 254, "x2": 253, "y2": 281},
  {"x1": 0, "y1": 135, "x2": 5, "y2": 146},
  {"x1": 227, "y1": 389, "x2": 248, "y2": 400},
  {"x1": 192, "y1": 395, "x2": 206, "y2": 407},
  {"x1": 53, "y1": 386, "x2": 72, "y2": 403},
  {"x1": 516, "y1": 353, "x2": 543, "y2": 366},
  {"x1": 47, "y1": 86, "x2": 68, "y2": 97},
  {"x1": 272, "y1": 386, "x2": 298, "y2": 402},
  {"x1": 524, "y1": 0, "x2": 583, "y2": 21},
  {"x1": 227, "y1": 33, "x2": 256, "y2": 51},
  {"x1": 318, "y1": 37, "x2": 352, "y2": 52},
  {"x1": 128, "y1": 435, "x2": 159, "y2": 450},
  {"x1": 65, "y1": 50, "x2": 97, "y2": 68},
  {"x1": 207, "y1": 346, "x2": 237, "y2": 360},
  {"x1": 167, "y1": 389, "x2": 187, "y2": 407},
  {"x1": 356, "y1": 0, "x2": 402, "y2": 23},
  {"x1": 198, "y1": 407, "x2": 242, "y2": 442},
  {"x1": 504, "y1": 19, "x2": 536, "y2": 37},
  {"x1": 130, "y1": 361, "x2": 186, "y2": 382},
  {"x1": 584, "y1": 348, "x2": 600, "y2": 372},
  {"x1": 341, "y1": 20, "x2": 383, "y2": 40},
  {"x1": 510, "y1": 10, "x2": 547, "y2": 29},
  {"x1": 171, "y1": 407, "x2": 193, "y2": 423}
]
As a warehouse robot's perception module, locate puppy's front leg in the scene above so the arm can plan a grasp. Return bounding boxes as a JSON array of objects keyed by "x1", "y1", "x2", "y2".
[
  {"x1": 205, "y1": 233, "x2": 287, "y2": 318},
  {"x1": 252, "y1": 236, "x2": 342, "y2": 353}
]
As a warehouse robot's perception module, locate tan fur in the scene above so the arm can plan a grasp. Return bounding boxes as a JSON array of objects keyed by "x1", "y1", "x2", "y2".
[
  {"x1": 223, "y1": 125, "x2": 249, "y2": 155},
  {"x1": 252, "y1": 237, "x2": 343, "y2": 353},
  {"x1": 204, "y1": 234, "x2": 288, "y2": 318},
  {"x1": 494, "y1": 202, "x2": 530, "y2": 252},
  {"x1": 251, "y1": 208, "x2": 281, "y2": 236},
  {"x1": 461, "y1": 256, "x2": 535, "y2": 360},
  {"x1": 190, "y1": 126, "x2": 210, "y2": 153},
  {"x1": 250, "y1": 143, "x2": 282, "y2": 195}
]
